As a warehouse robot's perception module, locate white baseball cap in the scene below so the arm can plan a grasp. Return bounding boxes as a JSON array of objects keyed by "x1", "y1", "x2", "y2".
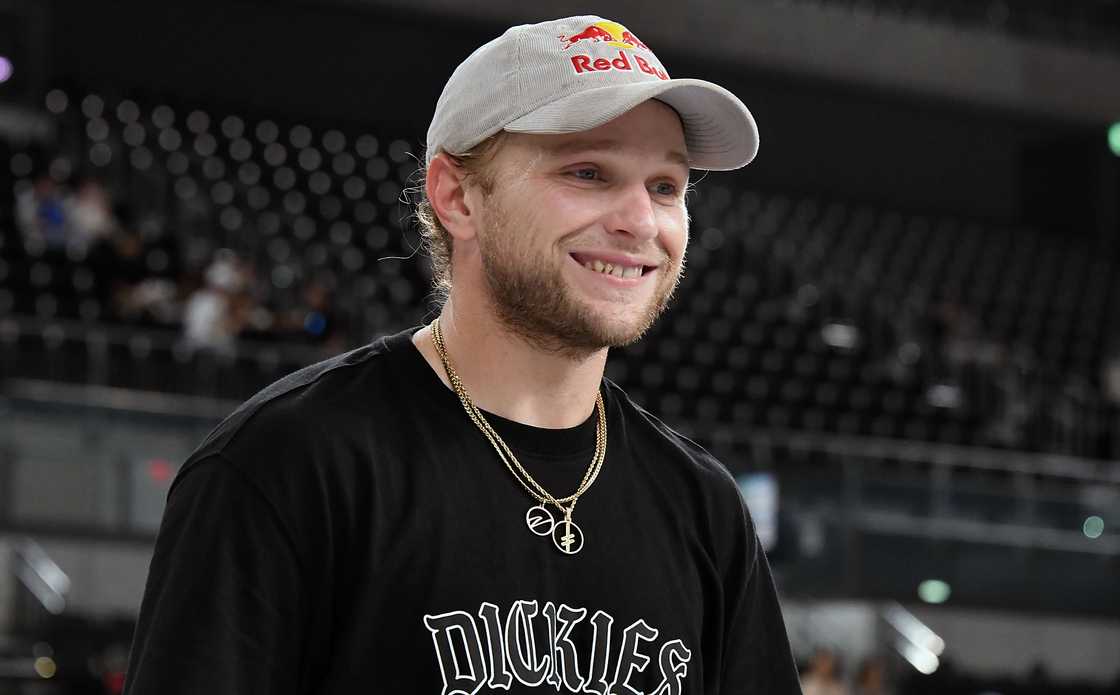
[{"x1": 425, "y1": 15, "x2": 759, "y2": 171}]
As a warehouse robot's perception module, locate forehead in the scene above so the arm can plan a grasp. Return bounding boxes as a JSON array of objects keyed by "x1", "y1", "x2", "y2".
[{"x1": 501, "y1": 99, "x2": 689, "y2": 169}]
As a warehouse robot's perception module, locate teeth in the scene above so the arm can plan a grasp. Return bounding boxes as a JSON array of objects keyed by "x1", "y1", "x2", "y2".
[{"x1": 583, "y1": 260, "x2": 643, "y2": 279}]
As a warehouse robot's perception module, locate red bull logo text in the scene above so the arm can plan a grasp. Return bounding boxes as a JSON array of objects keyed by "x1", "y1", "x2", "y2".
[
  {"x1": 570, "y1": 50, "x2": 669, "y2": 81},
  {"x1": 559, "y1": 21, "x2": 667, "y2": 81}
]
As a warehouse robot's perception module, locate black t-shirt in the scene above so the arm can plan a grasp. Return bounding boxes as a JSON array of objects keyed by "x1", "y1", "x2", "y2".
[{"x1": 123, "y1": 326, "x2": 802, "y2": 694}]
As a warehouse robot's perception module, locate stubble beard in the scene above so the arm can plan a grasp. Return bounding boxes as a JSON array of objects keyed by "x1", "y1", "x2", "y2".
[{"x1": 476, "y1": 192, "x2": 685, "y2": 361}]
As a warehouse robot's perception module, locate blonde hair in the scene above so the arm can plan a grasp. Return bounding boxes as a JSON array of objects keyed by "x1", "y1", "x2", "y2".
[{"x1": 415, "y1": 132, "x2": 509, "y2": 307}]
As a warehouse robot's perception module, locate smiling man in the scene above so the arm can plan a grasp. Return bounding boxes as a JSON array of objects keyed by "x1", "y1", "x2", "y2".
[{"x1": 123, "y1": 15, "x2": 801, "y2": 695}]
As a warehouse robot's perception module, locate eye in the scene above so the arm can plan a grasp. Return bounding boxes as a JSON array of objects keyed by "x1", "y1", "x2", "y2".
[
  {"x1": 651, "y1": 181, "x2": 679, "y2": 197},
  {"x1": 570, "y1": 167, "x2": 601, "y2": 181}
]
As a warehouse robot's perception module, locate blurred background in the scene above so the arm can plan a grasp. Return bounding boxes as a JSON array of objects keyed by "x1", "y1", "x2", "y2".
[{"x1": 1, "y1": 0, "x2": 1119, "y2": 693}]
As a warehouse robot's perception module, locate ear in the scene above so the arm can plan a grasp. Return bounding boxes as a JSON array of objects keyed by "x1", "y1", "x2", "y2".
[{"x1": 426, "y1": 152, "x2": 480, "y2": 242}]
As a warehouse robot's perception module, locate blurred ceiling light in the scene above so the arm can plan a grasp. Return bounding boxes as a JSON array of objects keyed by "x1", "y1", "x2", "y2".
[
  {"x1": 264, "y1": 142, "x2": 287, "y2": 166},
  {"x1": 89, "y1": 143, "x2": 112, "y2": 167},
  {"x1": 884, "y1": 603, "x2": 945, "y2": 656},
  {"x1": 152, "y1": 104, "x2": 175, "y2": 129},
  {"x1": 1083, "y1": 515, "x2": 1105, "y2": 539},
  {"x1": 1109, "y1": 123, "x2": 1120, "y2": 157},
  {"x1": 256, "y1": 119, "x2": 279, "y2": 143},
  {"x1": 290, "y1": 124, "x2": 312, "y2": 148},
  {"x1": 222, "y1": 115, "x2": 245, "y2": 139},
  {"x1": 918, "y1": 579, "x2": 951, "y2": 604},
  {"x1": 49, "y1": 156, "x2": 72, "y2": 182},
  {"x1": 0, "y1": 56, "x2": 13, "y2": 83},
  {"x1": 897, "y1": 640, "x2": 939, "y2": 675},
  {"x1": 34, "y1": 656, "x2": 56, "y2": 679},
  {"x1": 298, "y1": 147, "x2": 322, "y2": 171},
  {"x1": 116, "y1": 99, "x2": 140, "y2": 124},
  {"x1": 323, "y1": 129, "x2": 346, "y2": 153},
  {"x1": 898, "y1": 341, "x2": 922, "y2": 365},
  {"x1": 86, "y1": 118, "x2": 109, "y2": 142},
  {"x1": 123, "y1": 123, "x2": 146, "y2": 147},
  {"x1": 796, "y1": 283, "x2": 820, "y2": 308},
  {"x1": 886, "y1": 606, "x2": 942, "y2": 674},
  {"x1": 333, "y1": 153, "x2": 356, "y2": 176},
  {"x1": 158, "y1": 128, "x2": 183, "y2": 152},
  {"x1": 701, "y1": 226, "x2": 725, "y2": 251},
  {"x1": 821, "y1": 322, "x2": 860, "y2": 350},
  {"x1": 129, "y1": 147, "x2": 153, "y2": 171},
  {"x1": 81, "y1": 94, "x2": 104, "y2": 119},
  {"x1": 45, "y1": 89, "x2": 68, "y2": 113},
  {"x1": 194, "y1": 133, "x2": 218, "y2": 157},
  {"x1": 927, "y1": 384, "x2": 962, "y2": 409},
  {"x1": 230, "y1": 137, "x2": 252, "y2": 162},
  {"x1": 186, "y1": 110, "x2": 210, "y2": 134},
  {"x1": 356, "y1": 134, "x2": 379, "y2": 158},
  {"x1": 148, "y1": 459, "x2": 174, "y2": 483},
  {"x1": 388, "y1": 139, "x2": 412, "y2": 163},
  {"x1": 174, "y1": 177, "x2": 198, "y2": 200}
]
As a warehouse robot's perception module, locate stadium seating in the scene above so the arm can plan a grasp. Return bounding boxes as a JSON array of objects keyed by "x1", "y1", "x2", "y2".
[{"x1": 2, "y1": 88, "x2": 1118, "y2": 459}]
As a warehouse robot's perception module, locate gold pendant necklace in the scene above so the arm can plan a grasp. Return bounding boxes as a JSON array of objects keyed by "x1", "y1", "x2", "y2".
[{"x1": 431, "y1": 318, "x2": 606, "y2": 555}]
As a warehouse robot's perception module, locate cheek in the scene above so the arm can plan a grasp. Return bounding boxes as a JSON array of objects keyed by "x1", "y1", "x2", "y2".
[
  {"x1": 524, "y1": 190, "x2": 601, "y2": 248},
  {"x1": 659, "y1": 208, "x2": 689, "y2": 261}
]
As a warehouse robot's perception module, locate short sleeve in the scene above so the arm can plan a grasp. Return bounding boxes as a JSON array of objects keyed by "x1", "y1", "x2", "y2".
[
  {"x1": 123, "y1": 454, "x2": 308, "y2": 695},
  {"x1": 720, "y1": 488, "x2": 803, "y2": 694}
]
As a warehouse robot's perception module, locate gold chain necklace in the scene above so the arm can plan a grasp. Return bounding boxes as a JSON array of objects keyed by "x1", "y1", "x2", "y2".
[{"x1": 430, "y1": 318, "x2": 606, "y2": 555}]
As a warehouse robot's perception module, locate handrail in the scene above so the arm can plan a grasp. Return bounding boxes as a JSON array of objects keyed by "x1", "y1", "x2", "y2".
[
  {"x1": 0, "y1": 314, "x2": 339, "y2": 366},
  {"x1": 678, "y1": 420, "x2": 1120, "y2": 484},
  {"x1": 5, "y1": 317, "x2": 1118, "y2": 481},
  {"x1": 11, "y1": 538, "x2": 70, "y2": 616},
  {"x1": 3, "y1": 378, "x2": 240, "y2": 420},
  {"x1": 882, "y1": 602, "x2": 943, "y2": 675}
]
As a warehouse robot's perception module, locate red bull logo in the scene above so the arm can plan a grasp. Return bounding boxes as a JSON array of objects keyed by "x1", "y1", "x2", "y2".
[
  {"x1": 570, "y1": 50, "x2": 668, "y2": 80},
  {"x1": 558, "y1": 20, "x2": 650, "y2": 51},
  {"x1": 560, "y1": 21, "x2": 667, "y2": 81}
]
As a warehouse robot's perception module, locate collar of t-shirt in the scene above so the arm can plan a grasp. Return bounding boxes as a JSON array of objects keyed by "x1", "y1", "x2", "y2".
[{"x1": 394, "y1": 326, "x2": 600, "y2": 461}]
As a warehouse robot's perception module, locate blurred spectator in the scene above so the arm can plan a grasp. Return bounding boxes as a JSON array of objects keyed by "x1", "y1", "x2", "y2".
[
  {"x1": 117, "y1": 274, "x2": 181, "y2": 326},
  {"x1": 87, "y1": 212, "x2": 150, "y2": 321},
  {"x1": 68, "y1": 177, "x2": 117, "y2": 252},
  {"x1": 853, "y1": 656, "x2": 893, "y2": 695},
  {"x1": 802, "y1": 648, "x2": 851, "y2": 695},
  {"x1": 15, "y1": 174, "x2": 70, "y2": 251},
  {"x1": 270, "y1": 276, "x2": 344, "y2": 349},
  {"x1": 180, "y1": 250, "x2": 253, "y2": 355}
]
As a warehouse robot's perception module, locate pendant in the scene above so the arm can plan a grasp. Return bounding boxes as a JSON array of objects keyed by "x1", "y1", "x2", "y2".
[
  {"x1": 526, "y1": 505, "x2": 555, "y2": 536},
  {"x1": 525, "y1": 505, "x2": 584, "y2": 555},
  {"x1": 552, "y1": 508, "x2": 584, "y2": 555}
]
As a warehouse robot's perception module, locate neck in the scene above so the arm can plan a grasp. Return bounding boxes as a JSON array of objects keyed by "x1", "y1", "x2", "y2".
[{"x1": 413, "y1": 298, "x2": 608, "y2": 430}]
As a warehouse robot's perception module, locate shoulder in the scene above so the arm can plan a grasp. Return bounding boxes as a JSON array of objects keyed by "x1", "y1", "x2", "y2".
[
  {"x1": 176, "y1": 327, "x2": 420, "y2": 484},
  {"x1": 604, "y1": 379, "x2": 759, "y2": 567},
  {"x1": 604, "y1": 378, "x2": 742, "y2": 496}
]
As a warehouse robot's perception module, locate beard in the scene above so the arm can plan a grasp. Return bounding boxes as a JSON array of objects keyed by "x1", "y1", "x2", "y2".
[{"x1": 474, "y1": 191, "x2": 685, "y2": 361}]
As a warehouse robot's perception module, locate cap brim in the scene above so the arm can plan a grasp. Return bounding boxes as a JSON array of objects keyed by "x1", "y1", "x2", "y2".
[{"x1": 504, "y1": 78, "x2": 758, "y2": 171}]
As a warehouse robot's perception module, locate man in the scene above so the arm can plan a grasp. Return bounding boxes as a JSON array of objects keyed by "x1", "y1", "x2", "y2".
[{"x1": 124, "y1": 15, "x2": 802, "y2": 695}]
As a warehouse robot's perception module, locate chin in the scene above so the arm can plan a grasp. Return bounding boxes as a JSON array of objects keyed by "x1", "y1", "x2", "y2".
[{"x1": 582, "y1": 306, "x2": 662, "y2": 348}]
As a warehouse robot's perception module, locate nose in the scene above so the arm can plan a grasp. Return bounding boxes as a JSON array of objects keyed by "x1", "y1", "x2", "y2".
[{"x1": 604, "y1": 181, "x2": 659, "y2": 242}]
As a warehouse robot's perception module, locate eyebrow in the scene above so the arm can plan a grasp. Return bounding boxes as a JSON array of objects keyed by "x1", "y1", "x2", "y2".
[{"x1": 540, "y1": 138, "x2": 690, "y2": 169}]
